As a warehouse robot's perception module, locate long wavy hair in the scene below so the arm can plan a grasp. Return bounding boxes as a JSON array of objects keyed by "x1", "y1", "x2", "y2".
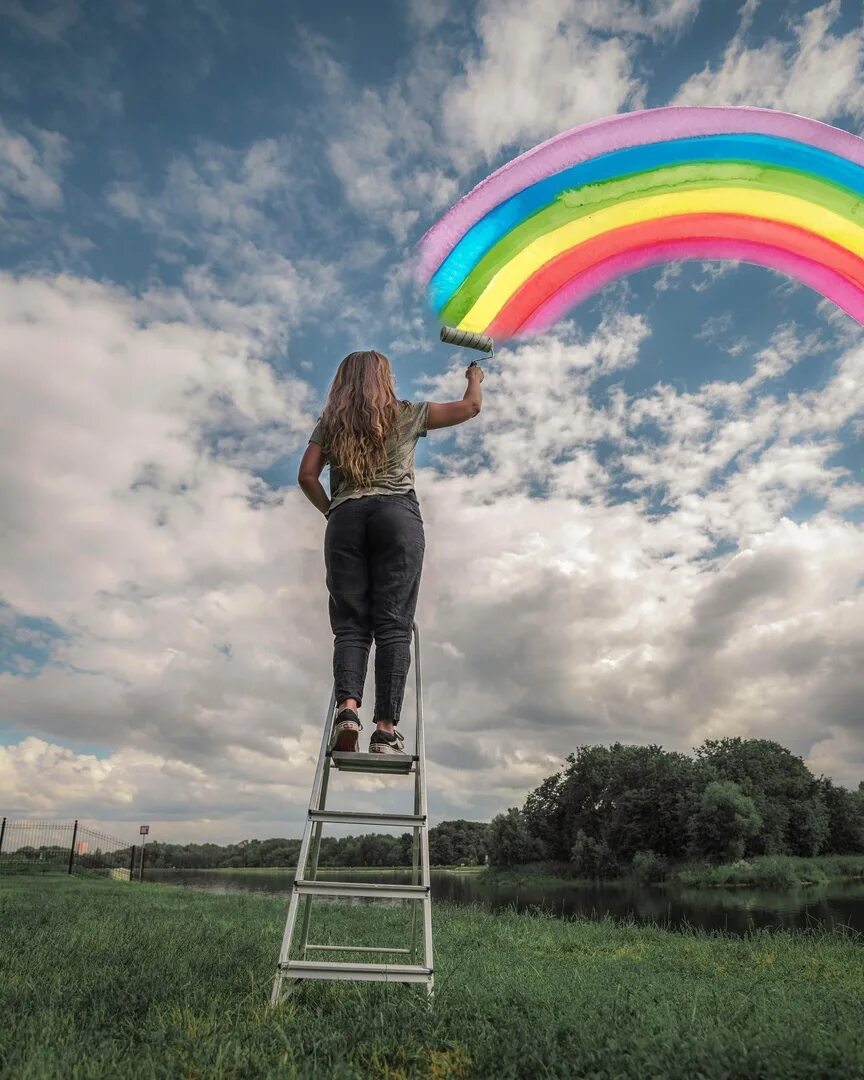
[{"x1": 316, "y1": 350, "x2": 404, "y2": 487}]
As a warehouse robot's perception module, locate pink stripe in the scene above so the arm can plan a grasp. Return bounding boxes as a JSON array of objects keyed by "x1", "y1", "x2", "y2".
[
  {"x1": 518, "y1": 240, "x2": 864, "y2": 334},
  {"x1": 419, "y1": 107, "x2": 864, "y2": 279}
]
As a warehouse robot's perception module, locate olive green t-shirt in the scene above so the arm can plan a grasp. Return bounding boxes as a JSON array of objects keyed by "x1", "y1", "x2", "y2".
[{"x1": 309, "y1": 400, "x2": 429, "y2": 516}]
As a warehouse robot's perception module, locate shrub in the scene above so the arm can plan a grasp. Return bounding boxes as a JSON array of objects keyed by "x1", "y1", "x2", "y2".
[
  {"x1": 751, "y1": 856, "x2": 802, "y2": 889},
  {"x1": 630, "y1": 850, "x2": 668, "y2": 884},
  {"x1": 570, "y1": 830, "x2": 620, "y2": 878}
]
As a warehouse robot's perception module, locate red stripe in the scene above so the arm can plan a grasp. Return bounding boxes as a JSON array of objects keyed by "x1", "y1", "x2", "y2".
[{"x1": 488, "y1": 214, "x2": 864, "y2": 338}]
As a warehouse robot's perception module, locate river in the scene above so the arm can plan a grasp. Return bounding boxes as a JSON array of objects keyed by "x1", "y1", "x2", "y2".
[{"x1": 146, "y1": 867, "x2": 864, "y2": 936}]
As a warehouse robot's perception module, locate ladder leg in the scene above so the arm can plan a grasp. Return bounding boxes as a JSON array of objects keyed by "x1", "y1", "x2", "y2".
[
  {"x1": 298, "y1": 823, "x2": 320, "y2": 957},
  {"x1": 413, "y1": 623, "x2": 435, "y2": 997},
  {"x1": 299, "y1": 763, "x2": 331, "y2": 955},
  {"x1": 272, "y1": 819, "x2": 314, "y2": 1003},
  {"x1": 271, "y1": 688, "x2": 336, "y2": 1006},
  {"x1": 409, "y1": 749, "x2": 421, "y2": 961},
  {"x1": 409, "y1": 836, "x2": 420, "y2": 961}
]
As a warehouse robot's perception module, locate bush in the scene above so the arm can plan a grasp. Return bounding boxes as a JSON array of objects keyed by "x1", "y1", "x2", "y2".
[
  {"x1": 673, "y1": 855, "x2": 844, "y2": 889},
  {"x1": 630, "y1": 850, "x2": 668, "y2": 884},
  {"x1": 750, "y1": 856, "x2": 804, "y2": 889},
  {"x1": 570, "y1": 830, "x2": 620, "y2": 878}
]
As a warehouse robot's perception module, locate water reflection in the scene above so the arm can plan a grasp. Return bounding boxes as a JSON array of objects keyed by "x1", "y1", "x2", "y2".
[{"x1": 145, "y1": 868, "x2": 864, "y2": 936}]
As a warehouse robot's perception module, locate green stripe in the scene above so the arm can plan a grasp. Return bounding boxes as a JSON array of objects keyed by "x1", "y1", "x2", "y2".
[{"x1": 439, "y1": 161, "x2": 864, "y2": 326}]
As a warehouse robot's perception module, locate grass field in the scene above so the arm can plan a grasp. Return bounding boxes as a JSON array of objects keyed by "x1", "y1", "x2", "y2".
[{"x1": 1, "y1": 875, "x2": 863, "y2": 1079}]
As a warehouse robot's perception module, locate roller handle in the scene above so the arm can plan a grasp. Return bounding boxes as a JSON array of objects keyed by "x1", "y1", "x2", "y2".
[{"x1": 440, "y1": 325, "x2": 494, "y2": 354}]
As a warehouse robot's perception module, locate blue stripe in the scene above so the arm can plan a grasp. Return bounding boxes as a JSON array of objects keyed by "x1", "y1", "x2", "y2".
[{"x1": 430, "y1": 133, "x2": 864, "y2": 310}]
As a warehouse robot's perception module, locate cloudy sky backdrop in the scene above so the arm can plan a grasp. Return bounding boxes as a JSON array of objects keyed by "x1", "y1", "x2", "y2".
[{"x1": 1, "y1": 0, "x2": 862, "y2": 844}]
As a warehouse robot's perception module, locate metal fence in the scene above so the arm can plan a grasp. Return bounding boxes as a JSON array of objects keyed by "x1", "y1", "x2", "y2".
[{"x1": 0, "y1": 819, "x2": 142, "y2": 878}]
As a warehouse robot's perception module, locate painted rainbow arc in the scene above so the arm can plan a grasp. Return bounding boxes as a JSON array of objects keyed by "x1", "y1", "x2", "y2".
[{"x1": 418, "y1": 107, "x2": 864, "y2": 337}]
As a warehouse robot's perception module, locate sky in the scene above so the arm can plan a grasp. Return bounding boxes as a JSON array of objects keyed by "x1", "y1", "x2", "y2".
[{"x1": 1, "y1": 0, "x2": 863, "y2": 846}]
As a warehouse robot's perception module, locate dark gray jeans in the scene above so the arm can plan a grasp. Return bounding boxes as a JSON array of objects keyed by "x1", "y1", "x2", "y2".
[{"x1": 324, "y1": 490, "x2": 425, "y2": 725}]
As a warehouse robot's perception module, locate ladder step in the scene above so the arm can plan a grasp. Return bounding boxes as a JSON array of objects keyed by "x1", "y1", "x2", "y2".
[
  {"x1": 279, "y1": 960, "x2": 433, "y2": 983},
  {"x1": 309, "y1": 810, "x2": 425, "y2": 828},
  {"x1": 330, "y1": 751, "x2": 416, "y2": 775},
  {"x1": 294, "y1": 879, "x2": 428, "y2": 899},
  {"x1": 305, "y1": 944, "x2": 411, "y2": 954}
]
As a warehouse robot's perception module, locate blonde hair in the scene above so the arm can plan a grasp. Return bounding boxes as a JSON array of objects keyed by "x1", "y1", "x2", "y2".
[{"x1": 317, "y1": 350, "x2": 404, "y2": 488}]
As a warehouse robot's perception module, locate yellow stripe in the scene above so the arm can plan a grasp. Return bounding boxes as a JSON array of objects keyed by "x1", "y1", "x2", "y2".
[{"x1": 458, "y1": 187, "x2": 864, "y2": 331}]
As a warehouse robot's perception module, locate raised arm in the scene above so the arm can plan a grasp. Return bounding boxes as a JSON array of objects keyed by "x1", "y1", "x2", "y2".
[{"x1": 426, "y1": 362, "x2": 485, "y2": 430}]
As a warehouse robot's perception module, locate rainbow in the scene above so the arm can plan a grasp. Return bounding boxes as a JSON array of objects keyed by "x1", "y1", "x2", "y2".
[{"x1": 419, "y1": 107, "x2": 864, "y2": 338}]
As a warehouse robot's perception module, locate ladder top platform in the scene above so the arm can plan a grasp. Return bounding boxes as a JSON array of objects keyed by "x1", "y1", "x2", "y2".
[{"x1": 330, "y1": 751, "x2": 416, "y2": 775}]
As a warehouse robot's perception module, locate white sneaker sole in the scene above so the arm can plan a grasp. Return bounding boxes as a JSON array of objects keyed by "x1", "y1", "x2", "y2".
[
  {"x1": 369, "y1": 740, "x2": 406, "y2": 755},
  {"x1": 330, "y1": 720, "x2": 360, "y2": 752}
]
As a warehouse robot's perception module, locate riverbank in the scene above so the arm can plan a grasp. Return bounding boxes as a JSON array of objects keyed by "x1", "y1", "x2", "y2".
[
  {"x1": 146, "y1": 854, "x2": 864, "y2": 891},
  {"x1": 162, "y1": 863, "x2": 486, "y2": 875},
  {"x1": 485, "y1": 854, "x2": 864, "y2": 890},
  {"x1": 2, "y1": 875, "x2": 863, "y2": 1079},
  {"x1": 671, "y1": 855, "x2": 864, "y2": 888}
]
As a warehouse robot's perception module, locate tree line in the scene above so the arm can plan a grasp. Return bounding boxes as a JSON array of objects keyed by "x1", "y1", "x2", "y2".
[
  {"x1": 144, "y1": 818, "x2": 489, "y2": 870},
  {"x1": 488, "y1": 737, "x2": 864, "y2": 876},
  {"x1": 141, "y1": 738, "x2": 864, "y2": 877}
]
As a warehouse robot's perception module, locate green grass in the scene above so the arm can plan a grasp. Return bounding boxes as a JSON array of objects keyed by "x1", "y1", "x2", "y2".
[
  {"x1": 482, "y1": 863, "x2": 626, "y2": 888},
  {"x1": 672, "y1": 855, "x2": 864, "y2": 889},
  {"x1": 1, "y1": 875, "x2": 863, "y2": 1079}
]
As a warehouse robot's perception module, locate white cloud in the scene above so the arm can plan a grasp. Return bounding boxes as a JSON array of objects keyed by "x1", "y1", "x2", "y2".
[
  {"x1": 420, "y1": 313, "x2": 647, "y2": 494},
  {"x1": 441, "y1": 0, "x2": 639, "y2": 166},
  {"x1": 0, "y1": 116, "x2": 69, "y2": 210},
  {"x1": 311, "y1": 0, "x2": 699, "y2": 246},
  {"x1": 441, "y1": 0, "x2": 699, "y2": 167},
  {"x1": 140, "y1": 253, "x2": 337, "y2": 348},
  {"x1": 109, "y1": 138, "x2": 302, "y2": 238},
  {"x1": 2, "y1": 294, "x2": 863, "y2": 831},
  {"x1": 409, "y1": 321, "x2": 864, "y2": 790},
  {"x1": 577, "y1": 0, "x2": 700, "y2": 36},
  {"x1": 691, "y1": 263, "x2": 740, "y2": 292},
  {"x1": 406, "y1": 0, "x2": 458, "y2": 31},
  {"x1": 0, "y1": 272, "x2": 330, "y2": 756},
  {"x1": 0, "y1": 270, "x2": 319, "y2": 583},
  {"x1": 0, "y1": 735, "x2": 316, "y2": 839},
  {"x1": 672, "y1": 0, "x2": 864, "y2": 120},
  {"x1": 107, "y1": 137, "x2": 338, "y2": 345},
  {"x1": 619, "y1": 327, "x2": 864, "y2": 527},
  {"x1": 654, "y1": 264, "x2": 685, "y2": 293},
  {"x1": 302, "y1": 30, "x2": 460, "y2": 245},
  {"x1": 0, "y1": 0, "x2": 80, "y2": 41}
]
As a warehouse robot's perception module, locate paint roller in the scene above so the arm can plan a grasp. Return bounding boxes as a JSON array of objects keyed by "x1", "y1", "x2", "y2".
[{"x1": 439, "y1": 325, "x2": 493, "y2": 369}]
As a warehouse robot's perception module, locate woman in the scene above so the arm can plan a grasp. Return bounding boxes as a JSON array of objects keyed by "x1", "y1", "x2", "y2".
[{"x1": 297, "y1": 349, "x2": 484, "y2": 755}]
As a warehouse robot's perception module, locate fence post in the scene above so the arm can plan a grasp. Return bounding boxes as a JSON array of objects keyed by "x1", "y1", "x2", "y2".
[
  {"x1": 0, "y1": 817, "x2": 5, "y2": 871},
  {"x1": 68, "y1": 819, "x2": 78, "y2": 875},
  {"x1": 129, "y1": 845, "x2": 136, "y2": 877}
]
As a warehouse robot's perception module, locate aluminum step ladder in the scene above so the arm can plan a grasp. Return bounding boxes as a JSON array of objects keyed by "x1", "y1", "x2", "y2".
[{"x1": 271, "y1": 621, "x2": 433, "y2": 1004}]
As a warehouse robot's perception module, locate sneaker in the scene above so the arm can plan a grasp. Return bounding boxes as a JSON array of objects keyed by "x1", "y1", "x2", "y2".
[
  {"x1": 330, "y1": 709, "x2": 362, "y2": 752},
  {"x1": 369, "y1": 727, "x2": 406, "y2": 755}
]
